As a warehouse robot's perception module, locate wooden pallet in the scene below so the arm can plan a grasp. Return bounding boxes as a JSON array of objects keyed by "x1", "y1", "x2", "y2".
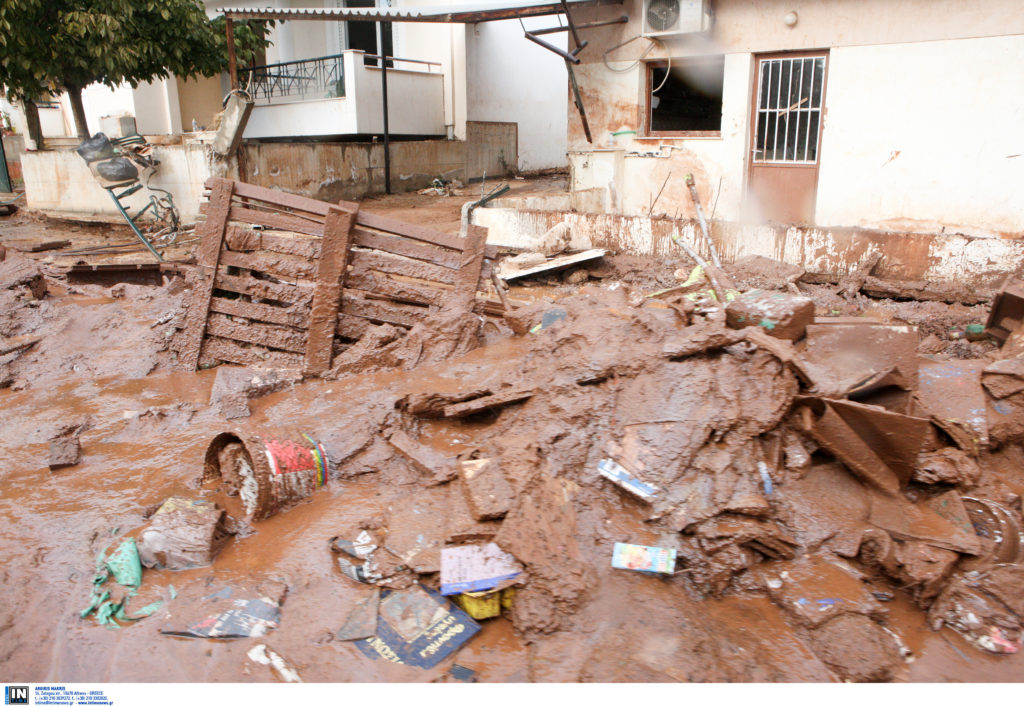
[{"x1": 176, "y1": 177, "x2": 494, "y2": 375}]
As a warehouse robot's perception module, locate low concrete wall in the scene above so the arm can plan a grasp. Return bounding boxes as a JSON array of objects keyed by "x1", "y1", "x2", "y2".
[
  {"x1": 22, "y1": 142, "x2": 215, "y2": 223},
  {"x1": 471, "y1": 205, "x2": 1024, "y2": 288},
  {"x1": 21, "y1": 123, "x2": 518, "y2": 222}
]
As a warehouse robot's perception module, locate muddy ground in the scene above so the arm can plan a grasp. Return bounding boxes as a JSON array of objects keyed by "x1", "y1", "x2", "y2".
[{"x1": 1, "y1": 181, "x2": 1023, "y2": 683}]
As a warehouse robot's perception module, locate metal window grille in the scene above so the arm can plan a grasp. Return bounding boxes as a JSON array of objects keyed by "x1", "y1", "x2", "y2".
[{"x1": 753, "y1": 56, "x2": 826, "y2": 164}]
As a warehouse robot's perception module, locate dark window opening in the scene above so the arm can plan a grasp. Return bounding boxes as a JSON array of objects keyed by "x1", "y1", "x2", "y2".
[
  {"x1": 346, "y1": 0, "x2": 393, "y2": 68},
  {"x1": 647, "y1": 56, "x2": 724, "y2": 134}
]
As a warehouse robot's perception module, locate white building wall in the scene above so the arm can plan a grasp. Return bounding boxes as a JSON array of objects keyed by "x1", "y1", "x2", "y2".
[
  {"x1": 565, "y1": 0, "x2": 1024, "y2": 237},
  {"x1": 816, "y1": 35, "x2": 1024, "y2": 237},
  {"x1": 465, "y1": 17, "x2": 569, "y2": 172}
]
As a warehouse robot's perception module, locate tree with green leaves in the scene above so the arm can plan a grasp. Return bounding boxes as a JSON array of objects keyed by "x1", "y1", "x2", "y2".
[{"x1": 0, "y1": 0, "x2": 271, "y2": 140}]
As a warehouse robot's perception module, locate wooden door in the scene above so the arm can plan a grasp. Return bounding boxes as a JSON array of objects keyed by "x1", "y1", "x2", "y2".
[{"x1": 748, "y1": 52, "x2": 829, "y2": 225}]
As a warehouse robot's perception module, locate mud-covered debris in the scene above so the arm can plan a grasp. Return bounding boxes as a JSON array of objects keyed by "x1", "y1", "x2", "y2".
[
  {"x1": 0, "y1": 252, "x2": 46, "y2": 299},
  {"x1": 929, "y1": 571, "x2": 1023, "y2": 654},
  {"x1": 611, "y1": 542, "x2": 676, "y2": 574},
  {"x1": 914, "y1": 447, "x2": 981, "y2": 486},
  {"x1": 762, "y1": 554, "x2": 887, "y2": 629},
  {"x1": 725, "y1": 289, "x2": 815, "y2": 340},
  {"x1": 794, "y1": 397, "x2": 929, "y2": 493},
  {"x1": 807, "y1": 614, "x2": 904, "y2": 682},
  {"x1": 387, "y1": 429, "x2": 457, "y2": 486},
  {"x1": 961, "y1": 497, "x2": 1024, "y2": 566},
  {"x1": 208, "y1": 366, "x2": 302, "y2": 419},
  {"x1": 247, "y1": 644, "x2": 302, "y2": 682},
  {"x1": 356, "y1": 584, "x2": 481, "y2": 669},
  {"x1": 443, "y1": 388, "x2": 535, "y2": 418},
  {"x1": 695, "y1": 515, "x2": 798, "y2": 561},
  {"x1": 984, "y1": 276, "x2": 1024, "y2": 344},
  {"x1": 446, "y1": 481, "x2": 502, "y2": 543},
  {"x1": 459, "y1": 458, "x2": 514, "y2": 521},
  {"x1": 597, "y1": 458, "x2": 659, "y2": 503},
  {"x1": 866, "y1": 487, "x2": 980, "y2": 556},
  {"x1": 440, "y1": 542, "x2": 523, "y2": 595},
  {"x1": 916, "y1": 359, "x2": 989, "y2": 452},
  {"x1": 336, "y1": 587, "x2": 381, "y2": 641},
  {"x1": 982, "y1": 357, "x2": 1024, "y2": 399},
  {"x1": 800, "y1": 321, "x2": 919, "y2": 399},
  {"x1": 385, "y1": 487, "x2": 448, "y2": 574},
  {"x1": 160, "y1": 579, "x2": 287, "y2": 639},
  {"x1": 48, "y1": 422, "x2": 85, "y2": 470},
  {"x1": 137, "y1": 497, "x2": 234, "y2": 570},
  {"x1": 724, "y1": 255, "x2": 804, "y2": 292}
]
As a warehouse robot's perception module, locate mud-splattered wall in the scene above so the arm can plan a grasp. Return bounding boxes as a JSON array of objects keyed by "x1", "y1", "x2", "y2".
[{"x1": 563, "y1": 0, "x2": 1024, "y2": 238}]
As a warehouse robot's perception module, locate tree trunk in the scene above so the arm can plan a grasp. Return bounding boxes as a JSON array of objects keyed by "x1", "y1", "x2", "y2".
[
  {"x1": 66, "y1": 85, "x2": 90, "y2": 141},
  {"x1": 22, "y1": 100, "x2": 44, "y2": 150}
]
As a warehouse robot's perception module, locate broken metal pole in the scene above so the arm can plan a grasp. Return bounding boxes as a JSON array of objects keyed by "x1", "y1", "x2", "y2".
[
  {"x1": 524, "y1": 32, "x2": 582, "y2": 63},
  {"x1": 380, "y1": 25, "x2": 392, "y2": 195},
  {"x1": 685, "y1": 173, "x2": 721, "y2": 269},
  {"x1": 530, "y1": 16, "x2": 629, "y2": 35},
  {"x1": 566, "y1": 62, "x2": 592, "y2": 143},
  {"x1": 226, "y1": 18, "x2": 239, "y2": 90}
]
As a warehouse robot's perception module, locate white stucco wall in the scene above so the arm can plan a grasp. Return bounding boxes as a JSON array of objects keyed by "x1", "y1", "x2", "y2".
[
  {"x1": 465, "y1": 17, "x2": 569, "y2": 171},
  {"x1": 816, "y1": 35, "x2": 1024, "y2": 237}
]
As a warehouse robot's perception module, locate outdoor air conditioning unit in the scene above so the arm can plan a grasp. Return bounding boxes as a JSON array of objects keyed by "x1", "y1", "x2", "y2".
[{"x1": 641, "y1": 0, "x2": 711, "y2": 38}]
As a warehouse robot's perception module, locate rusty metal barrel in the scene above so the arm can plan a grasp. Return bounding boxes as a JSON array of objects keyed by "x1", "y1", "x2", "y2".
[{"x1": 203, "y1": 430, "x2": 329, "y2": 520}]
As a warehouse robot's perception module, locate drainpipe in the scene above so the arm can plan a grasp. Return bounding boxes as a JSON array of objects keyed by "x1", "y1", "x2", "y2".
[{"x1": 380, "y1": 21, "x2": 391, "y2": 195}]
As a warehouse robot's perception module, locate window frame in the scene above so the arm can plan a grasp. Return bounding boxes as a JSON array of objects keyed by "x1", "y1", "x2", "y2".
[{"x1": 643, "y1": 57, "x2": 725, "y2": 139}]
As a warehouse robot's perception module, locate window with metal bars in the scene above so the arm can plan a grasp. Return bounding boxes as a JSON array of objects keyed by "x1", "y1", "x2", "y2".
[{"x1": 753, "y1": 56, "x2": 826, "y2": 163}]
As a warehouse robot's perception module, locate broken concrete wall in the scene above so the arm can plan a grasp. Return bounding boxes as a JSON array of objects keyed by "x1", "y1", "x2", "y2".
[{"x1": 472, "y1": 207, "x2": 1024, "y2": 288}]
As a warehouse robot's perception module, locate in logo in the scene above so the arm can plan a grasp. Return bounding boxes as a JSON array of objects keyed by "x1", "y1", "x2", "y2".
[{"x1": 4, "y1": 686, "x2": 28, "y2": 705}]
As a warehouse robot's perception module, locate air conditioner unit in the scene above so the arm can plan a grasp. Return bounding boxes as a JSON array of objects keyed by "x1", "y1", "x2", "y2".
[{"x1": 641, "y1": 0, "x2": 711, "y2": 38}]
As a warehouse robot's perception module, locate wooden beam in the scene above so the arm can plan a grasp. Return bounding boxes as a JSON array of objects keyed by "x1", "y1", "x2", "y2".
[{"x1": 305, "y1": 205, "x2": 357, "y2": 375}]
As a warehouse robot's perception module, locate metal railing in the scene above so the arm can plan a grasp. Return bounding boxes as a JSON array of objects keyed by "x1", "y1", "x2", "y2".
[
  {"x1": 244, "y1": 54, "x2": 347, "y2": 103},
  {"x1": 243, "y1": 52, "x2": 443, "y2": 104}
]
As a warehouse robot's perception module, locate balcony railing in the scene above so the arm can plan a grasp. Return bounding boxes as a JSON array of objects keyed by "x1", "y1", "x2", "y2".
[
  {"x1": 241, "y1": 51, "x2": 443, "y2": 105},
  {"x1": 244, "y1": 54, "x2": 347, "y2": 103}
]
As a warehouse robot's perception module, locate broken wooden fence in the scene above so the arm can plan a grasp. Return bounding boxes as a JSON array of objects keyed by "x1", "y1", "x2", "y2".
[{"x1": 175, "y1": 177, "x2": 498, "y2": 375}]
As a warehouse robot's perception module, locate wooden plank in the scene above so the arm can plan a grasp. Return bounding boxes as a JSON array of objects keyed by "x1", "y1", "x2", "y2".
[
  {"x1": 443, "y1": 388, "x2": 535, "y2": 418},
  {"x1": 346, "y1": 271, "x2": 447, "y2": 307},
  {"x1": 215, "y1": 178, "x2": 358, "y2": 218},
  {"x1": 214, "y1": 271, "x2": 313, "y2": 305},
  {"x1": 199, "y1": 335, "x2": 304, "y2": 370},
  {"x1": 499, "y1": 248, "x2": 607, "y2": 281},
  {"x1": 208, "y1": 296, "x2": 310, "y2": 328},
  {"x1": 223, "y1": 224, "x2": 262, "y2": 252},
  {"x1": 452, "y1": 224, "x2": 488, "y2": 309},
  {"x1": 305, "y1": 205, "x2": 357, "y2": 375},
  {"x1": 349, "y1": 250, "x2": 455, "y2": 285},
  {"x1": 259, "y1": 232, "x2": 321, "y2": 259},
  {"x1": 207, "y1": 313, "x2": 308, "y2": 353},
  {"x1": 356, "y1": 211, "x2": 464, "y2": 251},
  {"x1": 336, "y1": 313, "x2": 377, "y2": 339},
  {"x1": 179, "y1": 178, "x2": 234, "y2": 370},
  {"x1": 219, "y1": 248, "x2": 317, "y2": 281},
  {"x1": 222, "y1": 204, "x2": 324, "y2": 237},
  {"x1": 351, "y1": 228, "x2": 461, "y2": 269},
  {"x1": 341, "y1": 297, "x2": 428, "y2": 328}
]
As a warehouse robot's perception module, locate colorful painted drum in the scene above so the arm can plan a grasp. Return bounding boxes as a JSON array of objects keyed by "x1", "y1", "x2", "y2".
[{"x1": 203, "y1": 430, "x2": 329, "y2": 520}]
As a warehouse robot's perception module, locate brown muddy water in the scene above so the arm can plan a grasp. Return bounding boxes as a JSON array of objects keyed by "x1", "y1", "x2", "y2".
[{"x1": 0, "y1": 283, "x2": 1022, "y2": 683}]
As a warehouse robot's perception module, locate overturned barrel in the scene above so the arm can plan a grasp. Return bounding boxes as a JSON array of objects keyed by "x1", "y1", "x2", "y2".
[{"x1": 203, "y1": 430, "x2": 329, "y2": 520}]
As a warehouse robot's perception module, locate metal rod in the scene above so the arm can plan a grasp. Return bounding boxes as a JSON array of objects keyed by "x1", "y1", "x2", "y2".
[
  {"x1": 685, "y1": 173, "x2": 721, "y2": 268},
  {"x1": 380, "y1": 22, "x2": 391, "y2": 195},
  {"x1": 105, "y1": 188, "x2": 164, "y2": 263},
  {"x1": 566, "y1": 61, "x2": 592, "y2": 143},
  {"x1": 226, "y1": 19, "x2": 239, "y2": 90},
  {"x1": 559, "y1": 0, "x2": 583, "y2": 50},
  {"x1": 524, "y1": 31, "x2": 581, "y2": 64},
  {"x1": 530, "y1": 16, "x2": 628, "y2": 34}
]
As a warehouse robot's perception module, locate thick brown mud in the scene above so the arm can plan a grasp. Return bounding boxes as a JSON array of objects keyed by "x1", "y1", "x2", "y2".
[{"x1": 1, "y1": 228, "x2": 1023, "y2": 683}]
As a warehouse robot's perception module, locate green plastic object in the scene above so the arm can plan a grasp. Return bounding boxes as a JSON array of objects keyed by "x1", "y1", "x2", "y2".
[{"x1": 105, "y1": 538, "x2": 142, "y2": 588}]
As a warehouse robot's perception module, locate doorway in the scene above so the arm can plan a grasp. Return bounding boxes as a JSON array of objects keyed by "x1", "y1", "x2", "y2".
[{"x1": 747, "y1": 51, "x2": 828, "y2": 225}]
